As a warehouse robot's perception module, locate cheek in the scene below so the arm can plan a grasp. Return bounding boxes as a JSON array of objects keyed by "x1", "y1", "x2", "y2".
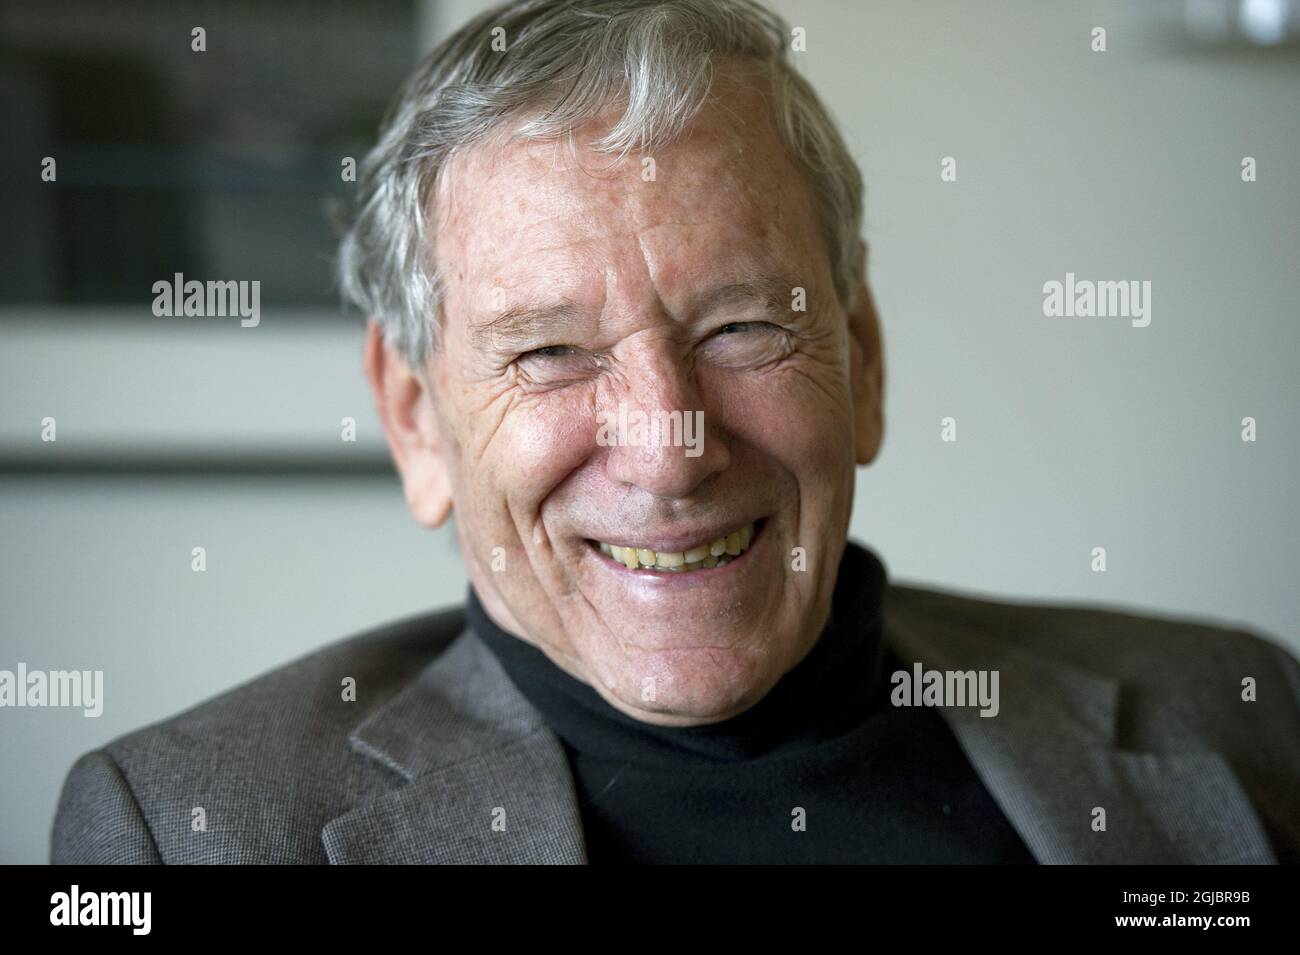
[
  {"x1": 470, "y1": 390, "x2": 597, "y2": 520},
  {"x1": 713, "y1": 363, "x2": 854, "y2": 479}
]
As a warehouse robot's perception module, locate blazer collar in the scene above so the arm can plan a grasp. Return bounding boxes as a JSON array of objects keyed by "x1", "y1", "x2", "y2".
[
  {"x1": 323, "y1": 627, "x2": 587, "y2": 864},
  {"x1": 325, "y1": 595, "x2": 1277, "y2": 865},
  {"x1": 884, "y1": 593, "x2": 1276, "y2": 864}
]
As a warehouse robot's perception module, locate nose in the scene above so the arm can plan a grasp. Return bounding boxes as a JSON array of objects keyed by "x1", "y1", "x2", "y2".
[{"x1": 599, "y1": 347, "x2": 729, "y2": 500}]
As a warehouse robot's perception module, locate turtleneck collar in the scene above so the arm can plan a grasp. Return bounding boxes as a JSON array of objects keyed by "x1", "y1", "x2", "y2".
[{"x1": 467, "y1": 540, "x2": 890, "y2": 767}]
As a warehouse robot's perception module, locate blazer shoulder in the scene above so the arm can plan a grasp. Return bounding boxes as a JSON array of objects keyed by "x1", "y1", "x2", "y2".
[
  {"x1": 884, "y1": 582, "x2": 1300, "y2": 861},
  {"x1": 51, "y1": 604, "x2": 468, "y2": 863},
  {"x1": 52, "y1": 748, "x2": 163, "y2": 864},
  {"x1": 109, "y1": 603, "x2": 468, "y2": 755},
  {"x1": 884, "y1": 581, "x2": 1299, "y2": 700}
]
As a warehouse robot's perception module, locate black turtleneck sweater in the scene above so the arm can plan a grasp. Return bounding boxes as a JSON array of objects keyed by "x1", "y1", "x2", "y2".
[{"x1": 467, "y1": 541, "x2": 1037, "y2": 864}]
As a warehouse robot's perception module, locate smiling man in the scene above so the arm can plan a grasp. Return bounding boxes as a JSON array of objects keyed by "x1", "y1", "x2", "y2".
[
  {"x1": 52, "y1": 0, "x2": 1299, "y2": 865},
  {"x1": 366, "y1": 64, "x2": 875, "y2": 731}
]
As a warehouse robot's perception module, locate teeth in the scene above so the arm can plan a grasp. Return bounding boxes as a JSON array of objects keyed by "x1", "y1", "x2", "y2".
[
  {"x1": 655, "y1": 551, "x2": 685, "y2": 569},
  {"x1": 601, "y1": 522, "x2": 756, "y2": 572},
  {"x1": 725, "y1": 531, "x2": 741, "y2": 556},
  {"x1": 683, "y1": 544, "x2": 711, "y2": 563}
]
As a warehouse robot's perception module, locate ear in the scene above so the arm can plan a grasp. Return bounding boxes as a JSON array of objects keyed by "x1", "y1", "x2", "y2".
[
  {"x1": 362, "y1": 320, "x2": 454, "y2": 528},
  {"x1": 845, "y1": 243, "x2": 885, "y2": 466}
]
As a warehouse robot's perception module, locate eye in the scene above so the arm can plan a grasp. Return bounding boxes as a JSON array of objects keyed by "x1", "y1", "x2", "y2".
[
  {"x1": 700, "y1": 320, "x2": 792, "y2": 368},
  {"x1": 716, "y1": 321, "x2": 776, "y2": 335},
  {"x1": 521, "y1": 344, "x2": 577, "y2": 359},
  {"x1": 511, "y1": 344, "x2": 597, "y2": 388}
]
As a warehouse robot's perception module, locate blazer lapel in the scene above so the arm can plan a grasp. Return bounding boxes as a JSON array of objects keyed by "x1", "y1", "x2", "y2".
[
  {"x1": 322, "y1": 627, "x2": 587, "y2": 864},
  {"x1": 885, "y1": 601, "x2": 1276, "y2": 864}
]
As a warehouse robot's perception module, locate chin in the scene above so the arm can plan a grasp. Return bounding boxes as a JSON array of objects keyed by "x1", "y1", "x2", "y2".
[{"x1": 597, "y1": 640, "x2": 784, "y2": 723}]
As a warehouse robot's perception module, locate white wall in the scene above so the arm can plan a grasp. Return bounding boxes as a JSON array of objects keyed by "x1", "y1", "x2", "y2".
[{"x1": 788, "y1": 0, "x2": 1299, "y2": 639}]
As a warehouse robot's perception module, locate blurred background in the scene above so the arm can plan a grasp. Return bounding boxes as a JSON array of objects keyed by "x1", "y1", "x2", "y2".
[{"x1": 1, "y1": 0, "x2": 1297, "y2": 862}]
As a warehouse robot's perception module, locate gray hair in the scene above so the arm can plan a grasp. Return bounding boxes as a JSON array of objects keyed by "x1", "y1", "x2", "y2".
[{"x1": 336, "y1": 0, "x2": 864, "y2": 366}]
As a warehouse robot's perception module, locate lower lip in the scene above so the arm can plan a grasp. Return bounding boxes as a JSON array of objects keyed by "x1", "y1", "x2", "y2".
[{"x1": 586, "y1": 519, "x2": 767, "y2": 586}]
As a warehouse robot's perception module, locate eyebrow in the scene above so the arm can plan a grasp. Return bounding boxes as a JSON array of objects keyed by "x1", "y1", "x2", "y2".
[
  {"x1": 689, "y1": 276, "x2": 798, "y2": 320},
  {"x1": 468, "y1": 274, "x2": 803, "y2": 353},
  {"x1": 470, "y1": 299, "x2": 588, "y2": 353}
]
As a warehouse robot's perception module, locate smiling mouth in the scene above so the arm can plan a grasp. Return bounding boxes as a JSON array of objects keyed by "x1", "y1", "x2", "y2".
[{"x1": 589, "y1": 520, "x2": 761, "y2": 573}]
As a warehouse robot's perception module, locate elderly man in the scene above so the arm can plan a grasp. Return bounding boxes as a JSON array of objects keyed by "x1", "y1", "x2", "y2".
[{"x1": 52, "y1": 0, "x2": 1299, "y2": 865}]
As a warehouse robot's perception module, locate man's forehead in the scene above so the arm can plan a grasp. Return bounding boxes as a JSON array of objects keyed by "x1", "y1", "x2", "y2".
[
  {"x1": 439, "y1": 140, "x2": 811, "y2": 314},
  {"x1": 431, "y1": 82, "x2": 812, "y2": 281},
  {"x1": 437, "y1": 133, "x2": 777, "y2": 243}
]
